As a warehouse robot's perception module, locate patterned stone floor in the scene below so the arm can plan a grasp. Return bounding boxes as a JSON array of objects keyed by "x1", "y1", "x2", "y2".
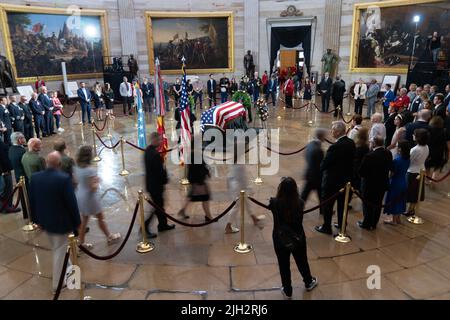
[{"x1": 0, "y1": 97, "x2": 449, "y2": 300}]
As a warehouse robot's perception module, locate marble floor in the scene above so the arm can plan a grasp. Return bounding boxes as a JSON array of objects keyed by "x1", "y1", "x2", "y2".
[{"x1": 0, "y1": 98, "x2": 449, "y2": 300}]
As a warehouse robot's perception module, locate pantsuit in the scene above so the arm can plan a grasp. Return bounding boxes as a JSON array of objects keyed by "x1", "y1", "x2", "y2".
[
  {"x1": 354, "y1": 98, "x2": 364, "y2": 115},
  {"x1": 81, "y1": 103, "x2": 92, "y2": 124},
  {"x1": 34, "y1": 115, "x2": 45, "y2": 138}
]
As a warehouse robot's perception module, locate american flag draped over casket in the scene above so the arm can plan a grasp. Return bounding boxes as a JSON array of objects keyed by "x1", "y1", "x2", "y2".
[{"x1": 200, "y1": 101, "x2": 247, "y2": 131}]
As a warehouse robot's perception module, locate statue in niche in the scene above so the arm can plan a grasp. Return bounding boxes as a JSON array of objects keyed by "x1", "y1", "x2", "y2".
[
  {"x1": 321, "y1": 48, "x2": 339, "y2": 77},
  {"x1": 243, "y1": 50, "x2": 255, "y2": 78}
]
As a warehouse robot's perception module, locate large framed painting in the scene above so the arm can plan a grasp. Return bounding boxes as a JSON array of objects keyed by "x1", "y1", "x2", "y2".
[
  {"x1": 349, "y1": 0, "x2": 450, "y2": 73},
  {"x1": 146, "y1": 11, "x2": 234, "y2": 74},
  {"x1": 0, "y1": 4, "x2": 110, "y2": 83}
]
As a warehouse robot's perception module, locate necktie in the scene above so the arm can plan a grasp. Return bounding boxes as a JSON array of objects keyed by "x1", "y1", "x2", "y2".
[{"x1": 358, "y1": 85, "x2": 361, "y2": 95}]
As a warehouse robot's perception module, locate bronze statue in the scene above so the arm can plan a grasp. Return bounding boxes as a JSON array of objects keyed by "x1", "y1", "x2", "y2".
[
  {"x1": 243, "y1": 50, "x2": 255, "y2": 78},
  {"x1": 321, "y1": 49, "x2": 338, "y2": 77},
  {"x1": 127, "y1": 54, "x2": 139, "y2": 78},
  {"x1": 0, "y1": 55, "x2": 18, "y2": 95}
]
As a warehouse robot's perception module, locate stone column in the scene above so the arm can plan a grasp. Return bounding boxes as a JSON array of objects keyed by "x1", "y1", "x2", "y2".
[
  {"x1": 244, "y1": 0, "x2": 259, "y2": 72},
  {"x1": 117, "y1": 0, "x2": 138, "y2": 56},
  {"x1": 323, "y1": 0, "x2": 342, "y2": 74}
]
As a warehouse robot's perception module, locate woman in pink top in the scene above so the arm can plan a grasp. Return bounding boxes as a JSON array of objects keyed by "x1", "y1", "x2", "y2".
[{"x1": 51, "y1": 91, "x2": 64, "y2": 133}]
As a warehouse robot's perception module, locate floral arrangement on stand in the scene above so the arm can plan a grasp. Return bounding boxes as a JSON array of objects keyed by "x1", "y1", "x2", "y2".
[
  {"x1": 232, "y1": 90, "x2": 252, "y2": 109},
  {"x1": 255, "y1": 98, "x2": 269, "y2": 122}
]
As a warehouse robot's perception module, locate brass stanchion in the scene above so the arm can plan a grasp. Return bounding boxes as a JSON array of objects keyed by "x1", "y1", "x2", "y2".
[
  {"x1": 234, "y1": 190, "x2": 253, "y2": 254},
  {"x1": 407, "y1": 169, "x2": 425, "y2": 225},
  {"x1": 254, "y1": 133, "x2": 263, "y2": 185},
  {"x1": 335, "y1": 182, "x2": 352, "y2": 243},
  {"x1": 78, "y1": 109, "x2": 83, "y2": 125},
  {"x1": 136, "y1": 190, "x2": 155, "y2": 253},
  {"x1": 68, "y1": 234, "x2": 92, "y2": 300},
  {"x1": 119, "y1": 136, "x2": 129, "y2": 176},
  {"x1": 180, "y1": 163, "x2": 190, "y2": 185},
  {"x1": 106, "y1": 114, "x2": 112, "y2": 138},
  {"x1": 91, "y1": 123, "x2": 101, "y2": 162},
  {"x1": 20, "y1": 176, "x2": 37, "y2": 232}
]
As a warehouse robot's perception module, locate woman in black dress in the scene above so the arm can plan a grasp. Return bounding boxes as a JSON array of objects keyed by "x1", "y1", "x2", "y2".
[
  {"x1": 103, "y1": 83, "x2": 115, "y2": 118},
  {"x1": 269, "y1": 177, "x2": 318, "y2": 299},
  {"x1": 177, "y1": 149, "x2": 213, "y2": 221},
  {"x1": 425, "y1": 116, "x2": 448, "y2": 184}
]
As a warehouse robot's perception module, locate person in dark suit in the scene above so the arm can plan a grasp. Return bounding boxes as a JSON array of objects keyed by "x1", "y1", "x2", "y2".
[
  {"x1": 331, "y1": 75, "x2": 346, "y2": 117},
  {"x1": 300, "y1": 129, "x2": 326, "y2": 205},
  {"x1": 144, "y1": 132, "x2": 175, "y2": 238},
  {"x1": 8, "y1": 95, "x2": 24, "y2": 134},
  {"x1": 38, "y1": 86, "x2": 55, "y2": 135},
  {"x1": 358, "y1": 136, "x2": 393, "y2": 230},
  {"x1": 19, "y1": 96, "x2": 34, "y2": 141},
  {"x1": 266, "y1": 74, "x2": 278, "y2": 107},
  {"x1": 8, "y1": 132, "x2": 28, "y2": 218},
  {"x1": 408, "y1": 87, "x2": 422, "y2": 115},
  {"x1": 141, "y1": 77, "x2": 154, "y2": 113},
  {"x1": 405, "y1": 109, "x2": 431, "y2": 144},
  {"x1": 29, "y1": 93, "x2": 46, "y2": 139},
  {"x1": 433, "y1": 93, "x2": 446, "y2": 121},
  {"x1": 29, "y1": 151, "x2": 81, "y2": 293},
  {"x1": 76, "y1": 82, "x2": 92, "y2": 124},
  {"x1": 207, "y1": 74, "x2": 217, "y2": 107},
  {"x1": 318, "y1": 72, "x2": 333, "y2": 112},
  {"x1": 0, "y1": 96, "x2": 13, "y2": 145},
  {"x1": 315, "y1": 121, "x2": 356, "y2": 235},
  {"x1": 0, "y1": 137, "x2": 21, "y2": 214}
]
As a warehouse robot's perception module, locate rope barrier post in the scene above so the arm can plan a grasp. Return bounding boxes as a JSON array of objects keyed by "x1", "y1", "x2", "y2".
[
  {"x1": 254, "y1": 132, "x2": 263, "y2": 185},
  {"x1": 91, "y1": 123, "x2": 101, "y2": 162},
  {"x1": 180, "y1": 163, "x2": 190, "y2": 185},
  {"x1": 20, "y1": 176, "x2": 37, "y2": 232},
  {"x1": 106, "y1": 114, "x2": 112, "y2": 138},
  {"x1": 78, "y1": 107, "x2": 83, "y2": 125},
  {"x1": 68, "y1": 234, "x2": 92, "y2": 300},
  {"x1": 136, "y1": 190, "x2": 155, "y2": 253},
  {"x1": 234, "y1": 190, "x2": 253, "y2": 254},
  {"x1": 407, "y1": 169, "x2": 425, "y2": 225},
  {"x1": 334, "y1": 182, "x2": 352, "y2": 243},
  {"x1": 119, "y1": 137, "x2": 130, "y2": 176},
  {"x1": 346, "y1": 96, "x2": 352, "y2": 116}
]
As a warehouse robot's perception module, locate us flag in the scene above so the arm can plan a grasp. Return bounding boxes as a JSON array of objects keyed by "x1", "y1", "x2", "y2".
[
  {"x1": 179, "y1": 57, "x2": 192, "y2": 162},
  {"x1": 200, "y1": 101, "x2": 246, "y2": 131}
]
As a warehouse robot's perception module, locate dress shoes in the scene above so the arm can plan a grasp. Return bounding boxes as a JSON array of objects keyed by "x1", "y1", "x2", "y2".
[
  {"x1": 157, "y1": 224, "x2": 175, "y2": 232},
  {"x1": 333, "y1": 223, "x2": 340, "y2": 229},
  {"x1": 357, "y1": 221, "x2": 373, "y2": 230},
  {"x1": 146, "y1": 232, "x2": 157, "y2": 239},
  {"x1": 314, "y1": 225, "x2": 332, "y2": 235}
]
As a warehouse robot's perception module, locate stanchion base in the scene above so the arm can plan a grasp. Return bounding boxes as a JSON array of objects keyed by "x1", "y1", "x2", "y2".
[
  {"x1": 78, "y1": 121, "x2": 83, "y2": 125},
  {"x1": 234, "y1": 242, "x2": 253, "y2": 254},
  {"x1": 346, "y1": 113, "x2": 352, "y2": 116},
  {"x1": 92, "y1": 156, "x2": 101, "y2": 162},
  {"x1": 277, "y1": 116, "x2": 282, "y2": 120},
  {"x1": 136, "y1": 241, "x2": 155, "y2": 253},
  {"x1": 22, "y1": 223, "x2": 37, "y2": 232},
  {"x1": 447, "y1": 192, "x2": 450, "y2": 198},
  {"x1": 407, "y1": 215, "x2": 424, "y2": 225},
  {"x1": 254, "y1": 177, "x2": 263, "y2": 185},
  {"x1": 83, "y1": 296, "x2": 93, "y2": 300},
  {"x1": 180, "y1": 178, "x2": 190, "y2": 185},
  {"x1": 119, "y1": 170, "x2": 130, "y2": 176},
  {"x1": 106, "y1": 134, "x2": 112, "y2": 138},
  {"x1": 334, "y1": 233, "x2": 351, "y2": 243}
]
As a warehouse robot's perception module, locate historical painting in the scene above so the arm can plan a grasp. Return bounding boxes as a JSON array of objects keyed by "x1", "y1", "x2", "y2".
[
  {"x1": 350, "y1": 0, "x2": 450, "y2": 73},
  {"x1": 0, "y1": 5, "x2": 109, "y2": 83},
  {"x1": 146, "y1": 12, "x2": 234, "y2": 74}
]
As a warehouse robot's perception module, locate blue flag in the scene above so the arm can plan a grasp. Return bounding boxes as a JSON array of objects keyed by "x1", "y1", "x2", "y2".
[{"x1": 136, "y1": 85, "x2": 147, "y2": 148}]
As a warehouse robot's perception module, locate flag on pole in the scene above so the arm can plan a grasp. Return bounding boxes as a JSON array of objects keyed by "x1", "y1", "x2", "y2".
[
  {"x1": 154, "y1": 58, "x2": 168, "y2": 158},
  {"x1": 135, "y1": 82, "x2": 147, "y2": 149},
  {"x1": 179, "y1": 56, "x2": 192, "y2": 163}
]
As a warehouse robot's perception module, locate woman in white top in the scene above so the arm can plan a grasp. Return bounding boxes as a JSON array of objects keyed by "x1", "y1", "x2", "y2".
[
  {"x1": 347, "y1": 114, "x2": 363, "y2": 141},
  {"x1": 405, "y1": 128, "x2": 430, "y2": 216},
  {"x1": 387, "y1": 114, "x2": 406, "y2": 156}
]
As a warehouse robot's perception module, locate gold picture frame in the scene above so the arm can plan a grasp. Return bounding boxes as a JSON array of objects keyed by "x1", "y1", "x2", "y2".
[
  {"x1": 146, "y1": 11, "x2": 234, "y2": 75},
  {"x1": 0, "y1": 4, "x2": 110, "y2": 84},
  {"x1": 349, "y1": 0, "x2": 446, "y2": 74}
]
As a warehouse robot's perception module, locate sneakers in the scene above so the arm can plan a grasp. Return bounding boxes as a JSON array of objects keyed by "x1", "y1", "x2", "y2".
[
  {"x1": 305, "y1": 277, "x2": 318, "y2": 292},
  {"x1": 225, "y1": 224, "x2": 240, "y2": 234},
  {"x1": 281, "y1": 286, "x2": 292, "y2": 299},
  {"x1": 57, "y1": 127, "x2": 65, "y2": 133},
  {"x1": 107, "y1": 233, "x2": 121, "y2": 244}
]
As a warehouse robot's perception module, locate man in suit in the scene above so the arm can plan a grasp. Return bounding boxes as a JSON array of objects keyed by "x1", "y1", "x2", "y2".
[
  {"x1": 207, "y1": 74, "x2": 217, "y2": 107},
  {"x1": 382, "y1": 83, "x2": 396, "y2": 121},
  {"x1": 18, "y1": 96, "x2": 34, "y2": 141},
  {"x1": 0, "y1": 137, "x2": 21, "y2": 214},
  {"x1": 358, "y1": 136, "x2": 393, "y2": 230},
  {"x1": 433, "y1": 93, "x2": 446, "y2": 121},
  {"x1": 300, "y1": 129, "x2": 326, "y2": 205},
  {"x1": 29, "y1": 151, "x2": 80, "y2": 293},
  {"x1": 38, "y1": 86, "x2": 55, "y2": 135},
  {"x1": 119, "y1": 77, "x2": 133, "y2": 115},
  {"x1": 21, "y1": 138, "x2": 45, "y2": 182},
  {"x1": 76, "y1": 82, "x2": 92, "y2": 124},
  {"x1": 331, "y1": 75, "x2": 346, "y2": 118},
  {"x1": 8, "y1": 132, "x2": 27, "y2": 217},
  {"x1": 444, "y1": 84, "x2": 450, "y2": 107},
  {"x1": 316, "y1": 121, "x2": 356, "y2": 235},
  {"x1": 29, "y1": 93, "x2": 46, "y2": 138},
  {"x1": 8, "y1": 95, "x2": 24, "y2": 134},
  {"x1": 318, "y1": 72, "x2": 333, "y2": 112},
  {"x1": 144, "y1": 132, "x2": 175, "y2": 238},
  {"x1": 405, "y1": 109, "x2": 431, "y2": 144},
  {"x1": 429, "y1": 85, "x2": 438, "y2": 103},
  {"x1": 0, "y1": 96, "x2": 13, "y2": 145},
  {"x1": 366, "y1": 79, "x2": 380, "y2": 119},
  {"x1": 266, "y1": 74, "x2": 277, "y2": 107},
  {"x1": 353, "y1": 78, "x2": 367, "y2": 115},
  {"x1": 409, "y1": 86, "x2": 423, "y2": 115},
  {"x1": 141, "y1": 77, "x2": 154, "y2": 113}
]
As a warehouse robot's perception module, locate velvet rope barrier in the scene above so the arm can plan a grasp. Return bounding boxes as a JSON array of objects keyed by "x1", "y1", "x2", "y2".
[
  {"x1": 146, "y1": 197, "x2": 238, "y2": 227},
  {"x1": 95, "y1": 132, "x2": 121, "y2": 150},
  {"x1": 78, "y1": 201, "x2": 139, "y2": 260},
  {"x1": 339, "y1": 112, "x2": 353, "y2": 124},
  {"x1": 125, "y1": 140, "x2": 176, "y2": 154},
  {"x1": 313, "y1": 103, "x2": 340, "y2": 114},
  {"x1": 426, "y1": 170, "x2": 450, "y2": 183},
  {"x1": 92, "y1": 117, "x2": 108, "y2": 132},
  {"x1": 292, "y1": 102, "x2": 309, "y2": 110},
  {"x1": 264, "y1": 144, "x2": 307, "y2": 156},
  {"x1": 60, "y1": 104, "x2": 78, "y2": 119},
  {"x1": 0, "y1": 186, "x2": 20, "y2": 212},
  {"x1": 52, "y1": 248, "x2": 71, "y2": 300}
]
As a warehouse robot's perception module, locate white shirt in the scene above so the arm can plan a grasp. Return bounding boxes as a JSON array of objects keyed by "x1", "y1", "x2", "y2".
[
  {"x1": 119, "y1": 82, "x2": 132, "y2": 97},
  {"x1": 82, "y1": 88, "x2": 88, "y2": 101},
  {"x1": 354, "y1": 83, "x2": 367, "y2": 99},
  {"x1": 369, "y1": 122, "x2": 386, "y2": 141},
  {"x1": 348, "y1": 124, "x2": 362, "y2": 140},
  {"x1": 408, "y1": 145, "x2": 429, "y2": 174}
]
